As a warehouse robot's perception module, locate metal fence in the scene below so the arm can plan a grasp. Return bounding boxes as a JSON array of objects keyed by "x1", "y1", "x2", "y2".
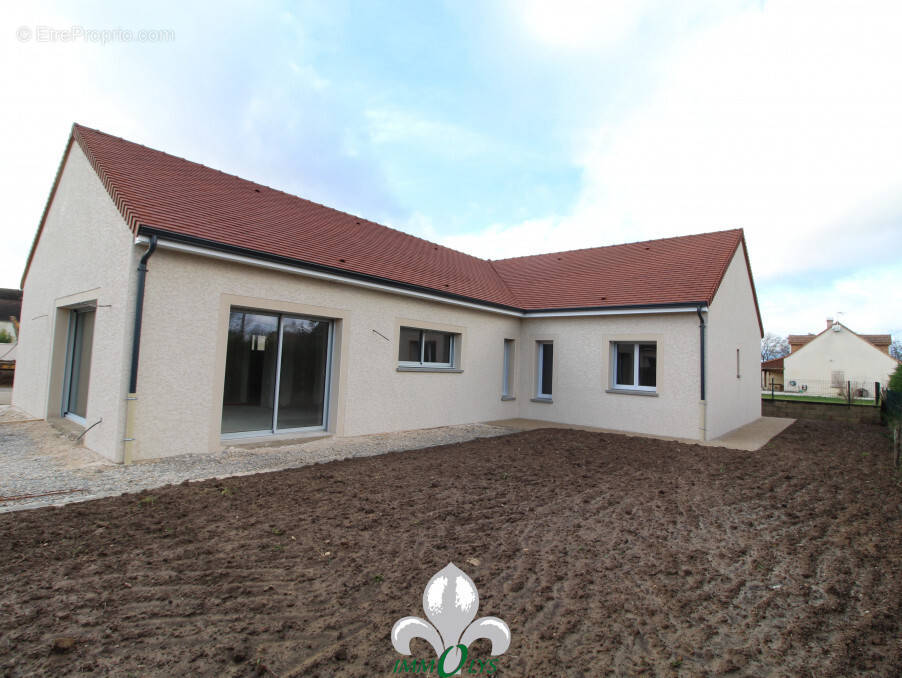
[{"x1": 763, "y1": 377, "x2": 886, "y2": 405}]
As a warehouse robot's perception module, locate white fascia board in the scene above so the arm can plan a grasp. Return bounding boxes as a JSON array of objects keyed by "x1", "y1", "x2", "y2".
[{"x1": 135, "y1": 236, "x2": 707, "y2": 319}]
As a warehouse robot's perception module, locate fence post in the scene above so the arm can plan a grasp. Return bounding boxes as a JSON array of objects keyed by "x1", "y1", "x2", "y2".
[
  {"x1": 875, "y1": 382, "x2": 880, "y2": 407},
  {"x1": 847, "y1": 380, "x2": 851, "y2": 406},
  {"x1": 771, "y1": 379, "x2": 775, "y2": 400}
]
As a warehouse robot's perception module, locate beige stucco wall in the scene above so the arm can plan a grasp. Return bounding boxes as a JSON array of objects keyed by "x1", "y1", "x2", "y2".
[
  {"x1": 131, "y1": 249, "x2": 523, "y2": 460},
  {"x1": 516, "y1": 313, "x2": 704, "y2": 440},
  {"x1": 784, "y1": 324, "x2": 898, "y2": 393},
  {"x1": 704, "y1": 244, "x2": 762, "y2": 439},
  {"x1": 12, "y1": 142, "x2": 137, "y2": 461}
]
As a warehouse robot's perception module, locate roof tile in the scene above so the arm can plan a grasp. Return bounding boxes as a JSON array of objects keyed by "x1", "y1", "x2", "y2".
[{"x1": 29, "y1": 124, "x2": 752, "y2": 313}]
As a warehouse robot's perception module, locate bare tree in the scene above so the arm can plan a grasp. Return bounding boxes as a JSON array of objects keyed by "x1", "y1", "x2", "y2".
[
  {"x1": 891, "y1": 339, "x2": 902, "y2": 361},
  {"x1": 761, "y1": 333, "x2": 790, "y2": 362}
]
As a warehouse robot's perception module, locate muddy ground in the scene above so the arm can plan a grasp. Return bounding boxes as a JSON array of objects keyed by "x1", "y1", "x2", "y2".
[{"x1": 1, "y1": 419, "x2": 901, "y2": 677}]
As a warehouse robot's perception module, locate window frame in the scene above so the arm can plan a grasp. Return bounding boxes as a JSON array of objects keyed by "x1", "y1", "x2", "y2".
[
  {"x1": 612, "y1": 341, "x2": 657, "y2": 392},
  {"x1": 535, "y1": 340, "x2": 553, "y2": 400},
  {"x1": 398, "y1": 326, "x2": 457, "y2": 369}
]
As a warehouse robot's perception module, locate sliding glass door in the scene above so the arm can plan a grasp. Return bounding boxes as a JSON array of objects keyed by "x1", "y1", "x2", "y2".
[{"x1": 221, "y1": 309, "x2": 331, "y2": 436}]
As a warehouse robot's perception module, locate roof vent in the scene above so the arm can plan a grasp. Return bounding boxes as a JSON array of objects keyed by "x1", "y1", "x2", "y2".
[
  {"x1": 832, "y1": 323, "x2": 841, "y2": 332},
  {"x1": 338, "y1": 258, "x2": 346, "y2": 263},
  {"x1": 253, "y1": 188, "x2": 260, "y2": 193}
]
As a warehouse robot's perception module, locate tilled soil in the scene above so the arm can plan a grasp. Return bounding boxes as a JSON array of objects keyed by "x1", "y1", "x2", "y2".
[{"x1": 1, "y1": 419, "x2": 901, "y2": 677}]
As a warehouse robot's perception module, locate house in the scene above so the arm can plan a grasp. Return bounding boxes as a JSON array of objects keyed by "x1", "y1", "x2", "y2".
[
  {"x1": 13, "y1": 124, "x2": 764, "y2": 463},
  {"x1": 761, "y1": 357, "x2": 784, "y2": 390},
  {"x1": 0, "y1": 288, "x2": 22, "y2": 389},
  {"x1": 783, "y1": 319, "x2": 898, "y2": 397}
]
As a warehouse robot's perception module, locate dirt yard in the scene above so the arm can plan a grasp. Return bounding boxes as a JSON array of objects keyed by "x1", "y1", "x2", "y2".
[{"x1": 1, "y1": 419, "x2": 901, "y2": 677}]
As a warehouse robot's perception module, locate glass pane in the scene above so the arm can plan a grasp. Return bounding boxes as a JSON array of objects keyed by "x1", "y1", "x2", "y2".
[
  {"x1": 616, "y1": 344, "x2": 634, "y2": 386},
  {"x1": 639, "y1": 344, "x2": 656, "y2": 387},
  {"x1": 423, "y1": 331, "x2": 451, "y2": 364},
  {"x1": 278, "y1": 317, "x2": 330, "y2": 429},
  {"x1": 399, "y1": 327, "x2": 421, "y2": 362},
  {"x1": 540, "y1": 343, "x2": 553, "y2": 396},
  {"x1": 502, "y1": 340, "x2": 512, "y2": 396},
  {"x1": 221, "y1": 311, "x2": 279, "y2": 433},
  {"x1": 67, "y1": 310, "x2": 95, "y2": 418}
]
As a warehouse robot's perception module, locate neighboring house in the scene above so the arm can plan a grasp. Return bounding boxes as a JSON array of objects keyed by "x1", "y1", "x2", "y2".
[
  {"x1": 761, "y1": 357, "x2": 784, "y2": 390},
  {"x1": 13, "y1": 124, "x2": 764, "y2": 463},
  {"x1": 784, "y1": 319, "x2": 899, "y2": 397},
  {"x1": 0, "y1": 288, "x2": 22, "y2": 388},
  {"x1": 0, "y1": 288, "x2": 20, "y2": 341}
]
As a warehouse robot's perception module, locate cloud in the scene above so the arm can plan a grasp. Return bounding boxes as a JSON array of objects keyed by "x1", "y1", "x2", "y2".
[
  {"x1": 759, "y1": 265, "x2": 902, "y2": 337},
  {"x1": 364, "y1": 108, "x2": 497, "y2": 159},
  {"x1": 514, "y1": 0, "x2": 650, "y2": 51},
  {"x1": 444, "y1": 0, "x2": 902, "y2": 333}
]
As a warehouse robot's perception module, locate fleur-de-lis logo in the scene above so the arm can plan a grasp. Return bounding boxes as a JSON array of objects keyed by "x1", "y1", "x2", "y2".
[{"x1": 391, "y1": 563, "x2": 511, "y2": 677}]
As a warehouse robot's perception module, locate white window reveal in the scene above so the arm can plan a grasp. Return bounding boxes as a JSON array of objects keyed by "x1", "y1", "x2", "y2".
[
  {"x1": 536, "y1": 341, "x2": 553, "y2": 399},
  {"x1": 399, "y1": 327, "x2": 456, "y2": 368},
  {"x1": 502, "y1": 339, "x2": 515, "y2": 398},
  {"x1": 613, "y1": 342, "x2": 656, "y2": 391}
]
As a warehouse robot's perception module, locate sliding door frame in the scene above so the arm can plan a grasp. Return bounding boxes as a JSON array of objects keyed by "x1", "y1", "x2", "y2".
[{"x1": 221, "y1": 308, "x2": 334, "y2": 440}]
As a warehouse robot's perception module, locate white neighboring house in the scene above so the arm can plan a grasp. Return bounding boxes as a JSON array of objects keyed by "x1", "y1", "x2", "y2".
[
  {"x1": 784, "y1": 320, "x2": 899, "y2": 398},
  {"x1": 13, "y1": 124, "x2": 764, "y2": 462}
]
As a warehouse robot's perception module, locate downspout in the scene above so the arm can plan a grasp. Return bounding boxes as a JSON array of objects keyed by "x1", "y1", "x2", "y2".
[
  {"x1": 697, "y1": 304, "x2": 707, "y2": 440},
  {"x1": 123, "y1": 235, "x2": 157, "y2": 464}
]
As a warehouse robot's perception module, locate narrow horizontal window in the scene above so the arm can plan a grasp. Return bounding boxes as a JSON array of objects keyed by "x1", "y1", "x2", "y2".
[
  {"x1": 612, "y1": 342, "x2": 656, "y2": 391},
  {"x1": 398, "y1": 326, "x2": 457, "y2": 368}
]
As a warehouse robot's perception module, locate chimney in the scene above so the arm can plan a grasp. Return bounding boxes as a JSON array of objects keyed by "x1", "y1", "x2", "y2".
[{"x1": 826, "y1": 317, "x2": 833, "y2": 329}]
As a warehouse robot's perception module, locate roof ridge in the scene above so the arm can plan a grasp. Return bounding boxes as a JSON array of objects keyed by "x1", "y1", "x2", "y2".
[{"x1": 490, "y1": 227, "x2": 743, "y2": 263}]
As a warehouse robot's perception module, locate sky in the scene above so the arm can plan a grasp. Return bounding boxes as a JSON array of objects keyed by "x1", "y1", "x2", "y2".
[{"x1": 1, "y1": 0, "x2": 900, "y2": 338}]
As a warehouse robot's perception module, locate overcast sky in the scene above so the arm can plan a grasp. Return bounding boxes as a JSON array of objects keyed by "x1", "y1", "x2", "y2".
[{"x1": 2, "y1": 0, "x2": 900, "y2": 338}]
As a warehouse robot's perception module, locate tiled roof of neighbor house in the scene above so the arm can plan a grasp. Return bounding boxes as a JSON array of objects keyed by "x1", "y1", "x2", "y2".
[
  {"x1": 787, "y1": 334, "x2": 815, "y2": 346},
  {"x1": 23, "y1": 124, "x2": 761, "y2": 323},
  {"x1": 789, "y1": 331, "x2": 891, "y2": 350},
  {"x1": 761, "y1": 357, "x2": 784, "y2": 370},
  {"x1": 860, "y1": 334, "x2": 891, "y2": 346}
]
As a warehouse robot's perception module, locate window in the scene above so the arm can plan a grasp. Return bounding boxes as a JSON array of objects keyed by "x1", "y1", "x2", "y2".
[
  {"x1": 831, "y1": 370, "x2": 844, "y2": 388},
  {"x1": 536, "y1": 341, "x2": 553, "y2": 399},
  {"x1": 613, "y1": 342, "x2": 656, "y2": 391},
  {"x1": 502, "y1": 339, "x2": 515, "y2": 398},
  {"x1": 399, "y1": 327, "x2": 456, "y2": 368},
  {"x1": 221, "y1": 309, "x2": 332, "y2": 435}
]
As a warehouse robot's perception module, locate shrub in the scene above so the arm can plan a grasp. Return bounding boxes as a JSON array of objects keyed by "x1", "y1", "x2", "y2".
[
  {"x1": 0, "y1": 329, "x2": 12, "y2": 343},
  {"x1": 890, "y1": 363, "x2": 902, "y2": 392}
]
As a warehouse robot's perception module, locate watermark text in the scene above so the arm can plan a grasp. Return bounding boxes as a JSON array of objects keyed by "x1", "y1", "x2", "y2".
[{"x1": 16, "y1": 25, "x2": 175, "y2": 45}]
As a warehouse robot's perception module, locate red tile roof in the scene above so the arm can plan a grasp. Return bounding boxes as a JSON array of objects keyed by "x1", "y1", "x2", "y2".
[
  {"x1": 761, "y1": 357, "x2": 784, "y2": 370},
  {"x1": 23, "y1": 124, "x2": 761, "y2": 324},
  {"x1": 790, "y1": 331, "x2": 890, "y2": 349},
  {"x1": 492, "y1": 230, "x2": 745, "y2": 310}
]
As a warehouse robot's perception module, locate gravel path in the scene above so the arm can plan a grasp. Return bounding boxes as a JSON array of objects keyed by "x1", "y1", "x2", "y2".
[{"x1": 0, "y1": 406, "x2": 517, "y2": 513}]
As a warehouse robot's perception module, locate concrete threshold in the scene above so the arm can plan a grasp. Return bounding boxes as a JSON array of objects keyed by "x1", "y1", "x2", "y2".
[{"x1": 483, "y1": 416, "x2": 796, "y2": 452}]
